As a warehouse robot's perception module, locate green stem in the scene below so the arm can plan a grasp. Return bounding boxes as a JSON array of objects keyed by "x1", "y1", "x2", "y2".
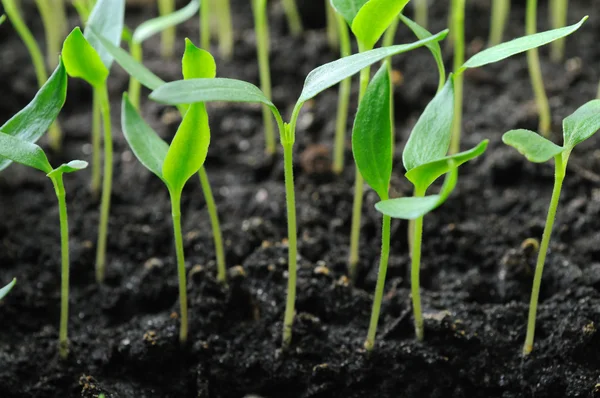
[
  {"x1": 217, "y1": 0, "x2": 234, "y2": 60},
  {"x1": 382, "y1": 20, "x2": 399, "y2": 161},
  {"x1": 252, "y1": 0, "x2": 276, "y2": 155},
  {"x1": 158, "y1": 0, "x2": 176, "y2": 58},
  {"x1": 488, "y1": 0, "x2": 510, "y2": 46},
  {"x1": 549, "y1": 0, "x2": 568, "y2": 62},
  {"x1": 332, "y1": 13, "x2": 351, "y2": 175},
  {"x1": 200, "y1": 0, "x2": 211, "y2": 50},
  {"x1": 523, "y1": 154, "x2": 566, "y2": 355},
  {"x1": 91, "y1": 91, "x2": 102, "y2": 196},
  {"x1": 526, "y1": 0, "x2": 552, "y2": 137},
  {"x1": 198, "y1": 167, "x2": 226, "y2": 283},
  {"x1": 50, "y1": 174, "x2": 71, "y2": 359},
  {"x1": 128, "y1": 41, "x2": 143, "y2": 110},
  {"x1": 282, "y1": 140, "x2": 298, "y2": 348},
  {"x1": 449, "y1": 0, "x2": 465, "y2": 155},
  {"x1": 169, "y1": 190, "x2": 189, "y2": 342},
  {"x1": 597, "y1": 81, "x2": 600, "y2": 100},
  {"x1": 35, "y1": 0, "x2": 66, "y2": 69},
  {"x1": 411, "y1": 186, "x2": 426, "y2": 340},
  {"x1": 95, "y1": 84, "x2": 113, "y2": 283},
  {"x1": 414, "y1": 0, "x2": 428, "y2": 28},
  {"x1": 281, "y1": 0, "x2": 303, "y2": 37},
  {"x1": 73, "y1": 0, "x2": 93, "y2": 24},
  {"x1": 325, "y1": 0, "x2": 338, "y2": 50}
]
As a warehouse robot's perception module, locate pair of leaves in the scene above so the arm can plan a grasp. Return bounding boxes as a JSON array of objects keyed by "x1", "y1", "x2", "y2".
[
  {"x1": 503, "y1": 100, "x2": 600, "y2": 164},
  {"x1": 132, "y1": 0, "x2": 199, "y2": 43},
  {"x1": 0, "y1": 279, "x2": 16, "y2": 301}
]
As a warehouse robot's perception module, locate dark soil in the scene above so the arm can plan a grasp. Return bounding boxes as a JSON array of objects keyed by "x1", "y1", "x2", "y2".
[{"x1": 2, "y1": 0, "x2": 600, "y2": 397}]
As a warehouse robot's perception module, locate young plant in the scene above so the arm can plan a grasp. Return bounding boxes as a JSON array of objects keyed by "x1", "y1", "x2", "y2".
[
  {"x1": 0, "y1": 279, "x2": 16, "y2": 301},
  {"x1": 120, "y1": 47, "x2": 216, "y2": 341},
  {"x1": 158, "y1": 0, "x2": 176, "y2": 58},
  {"x1": 332, "y1": 11, "x2": 351, "y2": 174},
  {"x1": 1, "y1": 0, "x2": 63, "y2": 150},
  {"x1": 199, "y1": 0, "x2": 234, "y2": 59},
  {"x1": 149, "y1": 30, "x2": 448, "y2": 348},
  {"x1": 34, "y1": 0, "x2": 68, "y2": 68},
  {"x1": 502, "y1": 99, "x2": 600, "y2": 355},
  {"x1": 549, "y1": 0, "x2": 568, "y2": 62},
  {"x1": 0, "y1": 58, "x2": 86, "y2": 359},
  {"x1": 488, "y1": 0, "x2": 510, "y2": 46},
  {"x1": 413, "y1": 0, "x2": 427, "y2": 28},
  {"x1": 282, "y1": 0, "x2": 303, "y2": 37},
  {"x1": 449, "y1": 0, "x2": 465, "y2": 154}
]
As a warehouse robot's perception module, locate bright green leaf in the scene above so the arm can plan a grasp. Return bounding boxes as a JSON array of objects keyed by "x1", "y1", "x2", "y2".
[
  {"x1": 330, "y1": 0, "x2": 369, "y2": 25},
  {"x1": 133, "y1": 0, "x2": 199, "y2": 43},
  {"x1": 351, "y1": 0, "x2": 409, "y2": 49},
  {"x1": 121, "y1": 93, "x2": 169, "y2": 181},
  {"x1": 182, "y1": 38, "x2": 216, "y2": 79},
  {"x1": 562, "y1": 99, "x2": 600, "y2": 150},
  {"x1": 0, "y1": 278, "x2": 16, "y2": 300},
  {"x1": 0, "y1": 59, "x2": 68, "y2": 171},
  {"x1": 0, "y1": 132, "x2": 52, "y2": 174},
  {"x1": 352, "y1": 62, "x2": 392, "y2": 199},
  {"x1": 459, "y1": 17, "x2": 587, "y2": 73},
  {"x1": 84, "y1": 0, "x2": 125, "y2": 69},
  {"x1": 403, "y1": 76, "x2": 454, "y2": 172},
  {"x1": 163, "y1": 103, "x2": 210, "y2": 193},
  {"x1": 502, "y1": 129, "x2": 564, "y2": 163},
  {"x1": 62, "y1": 27, "x2": 109, "y2": 87},
  {"x1": 48, "y1": 160, "x2": 89, "y2": 178},
  {"x1": 405, "y1": 140, "x2": 489, "y2": 189}
]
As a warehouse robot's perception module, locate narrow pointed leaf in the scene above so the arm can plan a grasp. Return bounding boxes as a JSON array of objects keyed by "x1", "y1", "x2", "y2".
[
  {"x1": 62, "y1": 27, "x2": 108, "y2": 87},
  {"x1": 352, "y1": 63, "x2": 392, "y2": 199},
  {"x1": 121, "y1": 93, "x2": 169, "y2": 181},
  {"x1": 330, "y1": 0, "x2": 369, "y2": 25},
  {"x1": 0, "y1": 59, "x2": 68, "y2": 171},
  {"x1": 84, "y1": 0, "x2": 125, "y2": 69},
  {"x1": 48, "y1": 160, "x2": 89, "y2": 178},
  {"x1": 403, "y1": 76, "x2": 454, "y2": 172},
  {"x1": 502, "y1": 129, "x2": 563, "y2": 163},
  {"x1": 406, "y1": 140, "x2": 489, "y2": 189},
  {"x1": 351, "y1": 0, "x2": 409, "y2": 49},
  {"x1": 459, "y1": 17, "x2": 587, "y2": 73},
  {"x1": 562, "y1": 100, "x2": 600, "y2": 150},
  {"x1": 133, "y1": 0, "x2": 199, "y2": 43},
  {"x1": 0, "y1": 133, "x2": 52, "y2": 173},
  {"x1": 0, "y1": 278, "x2": 16, "y2": 300},
  {"x1": 182, "y1": 39, "x2": 216, "y2": 79},
  {"x1": 297, "y1": 30, "x2": 447, "y2": 103},
  {"x1": 163, "y1": 103, "x2": 210, "y2": 193}
]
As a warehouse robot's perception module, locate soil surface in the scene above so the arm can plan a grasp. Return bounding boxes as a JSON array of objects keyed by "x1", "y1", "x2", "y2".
[{"x1": 1, "y1": 0, "x2": 600, "y2": 397}]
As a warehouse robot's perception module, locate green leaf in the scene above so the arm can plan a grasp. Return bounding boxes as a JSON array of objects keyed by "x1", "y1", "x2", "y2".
[
  {"x1": 0, "y1": 58, "x2": 68, "y2": 171},
  {"x1": 0, "y1": 278, "x2": 16, "y2": 300},
  {"x1": 330, "y1": 0, "x2": 369, "y2": 25},
  {"x1": 84, "y1": 0, "x2": 125, "y2": 69},
  {"x1": 48, "y1": 160, "x2": 89, "y2": 178},
  {"x1": 62, "y1": 27, "x2": 109, "y2": 87},
  {"x1": 375, "y1": 164, "x2": 458, "y2": 219},
  {"x1": 459, "y1": 17, "x2": 587, "y2": 73},
  {"x1": 562, "y1": 99, "x2": 600, "y2": 150},
  {"x1": 351, "y1": 0, "x2": 409, "y2": 49},
  {"x1": 297, "y1": 30, "x2": 447, "y2": 103},
  {"x1": 162, "y1": 102, "x2": 210, "y2": 193},
  {"x1": 0, "y1": 132, "x2": 52, "y2": 173},
  {"x1": 502, "y1": 129, "x2": 564, "y2": 163},
  {"x1": 405, "y1": 140, "x2": 489, "y2": 189},
  {"x1": 121, "y1": 93, "x2": 169, "y2": 181},
  {"x1": 0, "y1": 14, "x2": 6, "y2": 26},
  {"x1": 182, "y1": 38, "x2": 216, "y2": 79},
  {"x1": 403, "y1": 76, "x2": 454, "y2": 172},
  {"x1": 133, "y1": 0, "x2": 199, "y2": 43},
  {"x1": 352, "y1": 63, "x2": 392, "y2": 199},
  {"x1": 91, "y1": 29, "x2": 166, "y2": 90}
]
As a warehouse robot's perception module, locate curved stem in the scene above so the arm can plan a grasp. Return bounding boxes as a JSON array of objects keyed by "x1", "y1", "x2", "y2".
[
  {"x1": 200, "y1": 0, "x2": 211, "y2": 50},
  {"x1": 128, "y1": 41, "x2": 143, "y2": 110},
  {"x1": 549, "y1": 0, "x2": 568, "y2": 62},
  {"x1": 91, "y1": 91, "x2": 102, "y2": 196},
  {"x1": 217, "y1": 0, "x2": 234, "y2": 60},
  {"x1": 332, "y1": 14, "x2": 351, "y2": 174},
  {"x1": 169, "y1": 189, "x2": 189, "y2": 342},
  {"x1": 414, "y1": 0, "x2": 428, "y2": 28},
  {"x1": 526, "y1": 0, "x2": 552, "y2": 137},
  {"x1": 449, "y1": 0, "x2": 465, "y2": 155},
  {"x1": 523, "y1": 155, "x2": 566, "y2": 355},
  {"x1": 95, "y1": 84, "x2": 113, "y2": 283},
  {"x1": 158, "y1": 0, "x2": 176, "y2": 58},
  {"x1": 411, "y1": 186, "x2": 426, "y2": 340},
  {"x1": 281, "y1": 0, "x2": 303, "y2": 37},
  {"x1": 488, "y1": 0, "x2": 510, "y2": 46},
  {"x1": 198, "y1": 167, "x2": 226, "y2": 283}
]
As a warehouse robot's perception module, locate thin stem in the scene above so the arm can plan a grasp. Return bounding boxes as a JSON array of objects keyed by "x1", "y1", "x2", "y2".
[
  {"x1": 414, "y1": 0, "x2": 428, "y2": 28},
  {"x1": 382, "y1": 20, "x2": 399, "y2": 161},
  {"x1": 549, "y1": 0, "x2": 568, "y2": 62},
  {"x1": 526, "y1": 0, "x2": 552, "y2": 137},
  {"x1": 449, "y1": 0, "x2": 465, "y2": 155},
  {"x1": 91, "y1": 91, "x2": 102, "y2": 196},
  {"x1": 252, "y1": 0, "x2": 276, "y2": 155},
  {"x1": 597, "y1": 81, "x2": 600, "y2": 99},
  {"x1": 169, "y1": 190, "x2": 189, "y2": 342},
  {"x1": 325, "y1": 0, "x2": 338, "y2": 50},
  {"x1": 281, "y1": 0, "x2": 303, "y2": 37},
  {"x1": 95, "y1": 84, "x2": 113, "y2": 283},
  {"x1": 35, "y1": 0, "x2": 66, "y2": 69},
  {"x1": 282, "y1": 140, "x2": 298, "y2": 348},
  {"x1": 198, "y1": 167, "x2": 226, "y2": 283},
  {"x1": 158, "y1": 0, "x2": 176, "y2": 58},
  {"x1": 523, "y1": 154, "x2": 566, "y2": 355},
  {"x1": 200, "y1": 0, "x2": 211, "y2": 50},
  {"x1": 50, "y1": 175, "x2": 70, "y2": 359},
  {"x1": 217, "y1": 0, "x2": 234, "y2": 60},
  {"x1": 411, "y1": 186, "x2": 426, "y2": 341},
  {"x1": 332, "y1": 13, "x2": 351, "y2": 174},
  {"x1": 488, "y1": 0, "x2": 511, "y2": 46},
  {"x1": 128, "y1": 41, "x2": 143, "y2": 110}
]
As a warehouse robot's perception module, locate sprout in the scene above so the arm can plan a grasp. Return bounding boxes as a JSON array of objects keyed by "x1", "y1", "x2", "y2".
[
  {"x1": 0, "y1": 279, "x2": 16, "y2": 301},
  {"x1": 0, "y1": 58, "x2": 87, "y2": 359},
  {"x1": 157, "y1": 0, "x2": 176, "y2": 58},
  {"x1": 282, "y1": 0, "x2": 303, "y2": 37},
  {"x1": 331, "y1": 10, "x2": 351, "y2": 175},
  {"x1": 200, "y1": 0, "x2": 234, "y2": 59},
  {"x1": 549, "y1": 0, "x2": 569, "y2": 62},
  {"x1": 488, "y1": 0, "x2": 510, "y2": 46},
  {"x1": 502, "y1": 99, "x2": 600, "y2": 355},
  {"x1": 413, "y1": 0, "x2": 428, "y2": 28},
  {"x1": 34, "y1": 0, "x2": 67, "y2": 68}
]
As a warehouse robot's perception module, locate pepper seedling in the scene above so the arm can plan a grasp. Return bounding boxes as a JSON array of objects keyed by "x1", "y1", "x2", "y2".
[
  {"x1": 282, "y1": 0, "x2": 303, "y2": 37},
  {"x1": 549, "y1": 0, "x2": 569, "y2": 62},
  {"x1": 502, "y1": 99, "x2": 600, "y2": 355},
  {"x1": 200, "y1": 0, "x2": 233, "y2": 60},
  {"x1": 489, "y1": 0, "x2": 510, "y2": 46},
  {"x1": 375, "y1": 75, "x2": 488, "y2": 343},
  {"x1": 158, "y1": 0, "x2": 176, "y2": 58},
  {"x1": 0, "y1": 58, "x2": 86, "y2": 359},
  {"x1": 0, "y1": 279, "x2": 16, "y2": 301}
]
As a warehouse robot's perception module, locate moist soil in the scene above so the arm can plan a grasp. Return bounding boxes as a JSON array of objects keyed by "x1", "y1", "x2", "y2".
[{"x1": 1, "y1": 0, "x2": 600, "y2": 397}]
